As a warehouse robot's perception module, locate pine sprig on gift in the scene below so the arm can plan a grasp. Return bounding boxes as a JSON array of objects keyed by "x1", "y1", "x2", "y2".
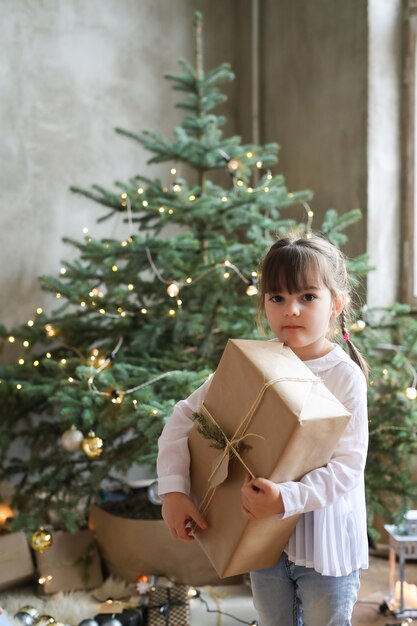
[{"x1": 192, "y1": 411, "x2": 249, "y2": 456}]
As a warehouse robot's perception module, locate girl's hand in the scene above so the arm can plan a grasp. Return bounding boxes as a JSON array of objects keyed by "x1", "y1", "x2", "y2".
[
  {"x1": 241, "y1": 474, "x2": 285, "y2": 519},
  {"x1": 162, "y1": 492, "x2": 208, "y2": 541}
]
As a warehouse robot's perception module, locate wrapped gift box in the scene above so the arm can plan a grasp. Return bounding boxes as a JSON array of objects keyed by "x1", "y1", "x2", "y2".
[
  {"x1": 34, "y1": 529, "x2": 103, "y2": 593},
  {"x1": 0, "y1": 531, "x2": 35, "y2": 590},
  {"x1": 189, "y1": 339, "x2": 351, "y2": 577},
  {"x1": 147, "y1": 584, "x2": 190, "y2": 626},
  {"x1": 89, "y1": 505, "x2": 234, "y2": 587}
]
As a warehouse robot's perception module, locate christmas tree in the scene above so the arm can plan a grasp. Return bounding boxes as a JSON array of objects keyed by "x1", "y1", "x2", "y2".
[{"x1": 0, "y1": 12, "x2": 415, "y2": 540}]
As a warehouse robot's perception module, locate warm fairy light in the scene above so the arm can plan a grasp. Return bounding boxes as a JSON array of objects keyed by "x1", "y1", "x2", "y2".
[
  {"x1": 141, "y1": 308, "x2": 148, "y2": 314},
  {"x1": 82, "y1": 227, "x2": 89, "y2": 234},
  {"x1": 27, "y1": 320, "x2": 34, "y2": 327},
  {"x1": 228, "y1": 159, "x2": 239, "y2": 171},
  {"x1": 23, "y1": 341, "x2": 30, "y2": 348},
  {"x1": 177, "y1": 299, "x2": 182, "y2": 306},
  {"x1": 406, "y1": 387, "x2": 417, "y2": 400},
  {"x1": 248, "y1": 187, "x2": 253, "y2": 193},
  {"x1": 152, "y1": 409, "x2": 158, "y2": 415},
  {"x1": 168, "y1": 209, "x2": 174, "y2": 215},
  {"x1": 56, "y1": 292, "x2": 62, "y2": 299},
  {"x1": 256, "y1": 161, "x2": 262, "y2": 168},
  {"x1": 99, "y1": 308, "x2": 106, "y2": 315},
  {"x1": 221, "y1": 196, "x2": 227, "y2": 202},
  {"x1": 137, "y1": 187, "x2": 144, "y2": 194},
  {"x1": 8, "y1": 336, "x2": 15, "y2": 343},
  {"x1": 112, "y1": 265, "x2": 118, "y2": 272},
  {"x1": 0, "y1": 503, "x2": 14, "y2": 526},
  {"x1": 142, "y1": 200, "x2": 149, "y2": 207},
  {"x1": 133, "y1": 399, "x2": 138, "y2": 406},
  {"x1": 158, "y1": 207, "x2": 165, "y2": 213},
  {"x1": 128, "y1": 284, "x2": 134, "y2": 290},
  {"x1": 68, "y1": 377, "x2": 74, "y2": 383},
  {"x1": 224, "y1": 272, "x2": 230, "y2": 279},
  {"x1": 33, "y1": 361, "x2": 39, "y2": 367},
  {"x1": 170, "y1": 168, "x2": 177, "y2": 175},
  {"x1": 168, "y1": 309, "x2": 176, "y2": 316},
  {"x1": 37, "y1": 307, "x2": 43, "y2": 314},
  {"x1": 46, "y1": 353, "x2": 51, "y2": 359},
  {"x1": 60, "y1": 358, "x2": 67, "y2": 365},
  {"x1": 251, "y1": 271, "x2": 258, "y2": 277},
  {"x1": 16, "y1": 384, "x2": 22, "y2": 390},
  {"x1": 80, "y1": 301, "x2": 86, "y2": 307},
  {"x1": 246, "y1": 284, "x2": 259, "y2": 296},
  {"x1": 189, "y1": 194, "x2": 196, "y2": 201},
  {"x1": 264, "y1": 187, "x2": 270, "y2": 193},
  {"x1": 121, "y1": 192, "x2": 127, "y2": 199},
  {"x1": 188, "y1": 587, "x2": 198, "y2": 598},
  {"x1": 308, "y1": 210, "x2": 314, "y2": 217},
  {"x1": 173, "y1": 184, "x2": 181, "y2": 192},
  {"x1": 186, "y1": 277, "x2": 192, "y2": 284},
  {"x1": 90, "y1": 355, "x2": 96, "y2": 362},
  {"x1": 121, "y1": 240, "x2": 128, "y2": 247},
  {"x1": 246, "y1": 151, "x2": 253, "y2": 158},
  {"x1": 60, "y1": 268, "x2": 66, "y2": 275},
  {"x1": 18, "y1": 359, "x2": 24, "y2": 365},
  {"x1": 357, "y1": 320, "x2": 366, "y2": 330},
  {"x1": 167, "y1": 282, "x2": 180, "y2": 298},
  {"x1": 224, "y1": 260, "x2": 231, "y2": 267},
  {"x1": 236, "y1": 179, "x2": 244, "y2": 186},
  {"x1": 45, "y1": 324, "x2": 56, "y2": 337}
]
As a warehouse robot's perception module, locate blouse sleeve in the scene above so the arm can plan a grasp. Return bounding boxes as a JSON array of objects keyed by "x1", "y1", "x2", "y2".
[
  {"x1": 278, "y1": 361, "x2": 368, "y2": 518},
  {"x1": 157, "y1": 377, "x2": 212, "y2": 496}
]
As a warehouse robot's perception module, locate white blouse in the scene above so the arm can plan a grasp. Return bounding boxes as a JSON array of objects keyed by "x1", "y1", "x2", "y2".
[{"x1": 157, "y1": 344, "x2": 369, "y2": 577}]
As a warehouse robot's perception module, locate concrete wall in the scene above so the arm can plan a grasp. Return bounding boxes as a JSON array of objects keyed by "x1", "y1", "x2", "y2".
[
  {"x1": 258, "y1": 0, "x2": 368, "y2": 260},
  {"x1": 0, "y1": 0, "x2": 238, "y2": 327},
  {"x1": 0, "y1": 0, "x2": 402, "y2": 330}
]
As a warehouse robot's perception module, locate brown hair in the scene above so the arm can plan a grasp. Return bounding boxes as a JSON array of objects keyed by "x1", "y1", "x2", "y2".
[{"x1": 258, "y1": 233, "x2": 368, "y2": 380}]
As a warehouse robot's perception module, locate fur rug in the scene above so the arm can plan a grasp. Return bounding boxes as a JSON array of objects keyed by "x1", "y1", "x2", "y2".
[{"x1": 0, "y1": 578, "x2": 135, "y2": 626}]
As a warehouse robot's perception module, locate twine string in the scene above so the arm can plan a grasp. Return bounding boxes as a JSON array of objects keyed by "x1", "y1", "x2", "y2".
[{"x1": 194, "y1": 374, "x2": 319, "y2": 524}]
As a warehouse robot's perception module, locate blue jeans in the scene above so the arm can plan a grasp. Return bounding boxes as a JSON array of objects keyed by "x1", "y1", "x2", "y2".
[{"x1": 250, "y1": 553, "x2": 360, "y2": 626}]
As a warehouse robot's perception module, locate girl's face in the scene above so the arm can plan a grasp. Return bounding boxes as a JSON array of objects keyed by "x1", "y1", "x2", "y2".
[{"x1": 264, "y1": 279, "x2": 343, "y2": 361}]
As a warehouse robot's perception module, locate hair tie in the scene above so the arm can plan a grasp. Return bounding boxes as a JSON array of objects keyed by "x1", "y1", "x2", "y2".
[{"x1": 342, "y1": 331, "x2": 350, "y2": 342}]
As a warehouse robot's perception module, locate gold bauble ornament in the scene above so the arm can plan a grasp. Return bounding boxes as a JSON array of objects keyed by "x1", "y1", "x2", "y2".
[
  {"x1": 60, "y1": 426, "x2": 84, "y2": 452},
  {"x1": 33, "y1": 616, "x2": 57, "y2": 626},
  {"x1": 82, "y1": 431, "x2": 104, "y2": 458},
  {"x1": 30, "y1": 528, "x2": 53, "y2": 553},
  {"x1": 14, "y1": 606, "x2": 39, "y2": 626}
]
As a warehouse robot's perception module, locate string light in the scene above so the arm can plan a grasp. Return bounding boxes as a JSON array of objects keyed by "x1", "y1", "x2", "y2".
[{"x1": 167, "y1": 282, "x2": 180, "y2": 298}]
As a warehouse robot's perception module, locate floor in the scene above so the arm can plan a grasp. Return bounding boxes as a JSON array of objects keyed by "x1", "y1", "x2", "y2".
[
  {"x1": 1, "y1": 552, "x2": 417, "y2": 625},
  {"x1": 352, "y1": 551, "x2": 417, "y2": 626}
]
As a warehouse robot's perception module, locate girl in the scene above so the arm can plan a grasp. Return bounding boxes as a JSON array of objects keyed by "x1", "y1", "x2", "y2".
[{"x1": 157, "y1": 233, "x2": 369, "y2": 626}]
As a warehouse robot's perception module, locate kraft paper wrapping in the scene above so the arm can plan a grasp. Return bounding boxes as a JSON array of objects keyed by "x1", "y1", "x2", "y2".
[
  {"x1": 189, "y1": 339, "x2": 351, "y2": 577},
  {"x1": 88, "y1": 506, "x2": 241, "y2": 586},
  {"x1": 35, "y1": 529, "x2": 103, "y2": 593},
  {"x1": 0, "y1": 531, "x2": 35, "y2": 590}
]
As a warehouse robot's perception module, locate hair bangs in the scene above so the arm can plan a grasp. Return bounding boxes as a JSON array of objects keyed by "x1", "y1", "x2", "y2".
[{"x1": 262, "y1": 245, "x2": 327, "y2": 295}]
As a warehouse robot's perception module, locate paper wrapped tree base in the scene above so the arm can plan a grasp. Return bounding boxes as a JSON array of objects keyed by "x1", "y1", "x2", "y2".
[
  {"x1": 0, "y1": 531, "x2": 35, "y2": 590},
  {"x1": 35, "y1": 529, "x2": 103, "y2": 593},
  {"x1": 147, "y1": 584, "x2": 190, "y2": 626},
  {"x1": 89, "y1": 505, "x2": 239, "y2": 586},
  {"x1": 189, "y1": 339, "x2": 351, "y2": 577}
]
